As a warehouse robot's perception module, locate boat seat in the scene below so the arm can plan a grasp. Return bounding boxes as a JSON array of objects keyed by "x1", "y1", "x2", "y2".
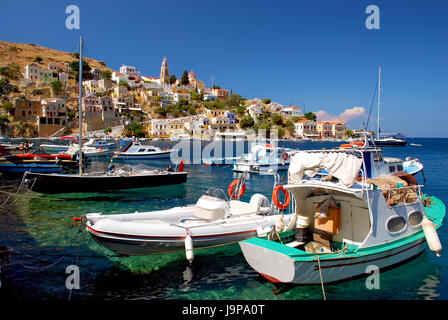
[
  {"x1": 229, "y1": 200, "x2": 259, "y2": 216},
  {"x1": 179, "y1": 217, "x2": 206, "y2": 225}
]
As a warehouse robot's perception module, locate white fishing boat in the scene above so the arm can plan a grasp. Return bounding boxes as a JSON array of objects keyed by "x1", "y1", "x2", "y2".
[
  {"x1": 85, "y1": 174, "x2": 294, "y2": 259},
  {"x1": 239, "y1": 149, "x2": 445, "y2": 285},
  {"x1": 233, "y1": 143, "x2": 294, "y2": 173},
  {"x1": 112, "y1": 141, "x2": 174, "y2": 160},
  {"x1": 39, "y1": 143, "x2": 70, "y2": 153},
  {"x1": 84, "y1": 138, "x2": 116, "y2": 149},
  {"x1": 338, "y1": 135, "x2": 423, "y2": 176}
]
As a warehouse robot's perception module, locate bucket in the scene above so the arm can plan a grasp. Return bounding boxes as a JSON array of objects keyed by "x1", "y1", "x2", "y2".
[{"x1": 296, "y1": 215, "x2": 310, "y2": 228}]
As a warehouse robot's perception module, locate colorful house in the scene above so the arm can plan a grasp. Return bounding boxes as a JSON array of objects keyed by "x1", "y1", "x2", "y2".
[{"x1": 316, "y1": 121, "x2": 333, "y2": 139}]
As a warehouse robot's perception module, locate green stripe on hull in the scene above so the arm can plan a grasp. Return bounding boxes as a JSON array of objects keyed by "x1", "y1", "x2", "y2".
[{"x1": 242, "y1": 196, "x2": 445, "y2": 263}]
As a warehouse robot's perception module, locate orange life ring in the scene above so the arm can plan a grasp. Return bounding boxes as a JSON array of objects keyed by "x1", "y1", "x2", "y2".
[
  {"x1": 272, "y1": 185, "x2": 290, "y2": 210},
  {"x1": 227, "y1": 179, "x2": 246, "y2": 199},
  {"x1": 282, "y1": 152, "x2": 289, "y2": 160}
]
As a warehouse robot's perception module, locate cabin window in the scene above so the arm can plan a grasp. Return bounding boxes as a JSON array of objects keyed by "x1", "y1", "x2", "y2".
[
  {"x1": 386, "y1": 216, "x2": 407, "y2": 234},
  {"x1": 408, "y1": 211, "x2": 423, "y2": 228},
  {"x1": 397, "y1": 165, "x2": 403, "y2": 172},
  {"x1": 389, "y1": 166, "x2": 395, "y2": 173},
  {"x1": 138, "y1": 149, "x2": 146, "y2": 152}
]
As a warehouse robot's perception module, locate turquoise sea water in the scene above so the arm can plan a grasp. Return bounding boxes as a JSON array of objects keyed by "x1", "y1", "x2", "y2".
[{"x1": 0, "y1": 138, "x2": 447, "y2": 300}]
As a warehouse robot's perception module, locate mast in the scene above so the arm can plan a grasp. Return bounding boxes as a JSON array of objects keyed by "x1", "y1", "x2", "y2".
[
  {"x1": 377, "y1": 66, "x2": 381, "y2": 139},
  {"x1": 78, "y1": 36, "x2": 83, "y2": 175}
]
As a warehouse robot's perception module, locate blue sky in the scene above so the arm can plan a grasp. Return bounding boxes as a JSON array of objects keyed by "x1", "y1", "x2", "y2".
[{"x1": 1, "y1": 0, "x2": 447, "y2": 137}]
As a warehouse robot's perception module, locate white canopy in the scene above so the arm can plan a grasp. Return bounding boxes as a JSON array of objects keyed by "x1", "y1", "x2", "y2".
[{"x1": 288, "y1": 151, "x2": 363, "y2": 187}]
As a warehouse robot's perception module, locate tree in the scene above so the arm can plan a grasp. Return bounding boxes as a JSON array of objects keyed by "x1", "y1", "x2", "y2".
[
  {"x1": 235, "y1": 105, "x2": 246, "y2": 116},
  {"x1": 190, "y1": 90, "x2": 203, "y2": 101},
  {"x1": 118, "y1": 80, "x2": 130, "y2": 89},
  {"x1": 285, "y1": 119, "x2": 295, "y2": 135},
  {"x1": 2, "y1": 102, "x2": 13, "y2": 115},
  {"x1": 180, "y1": 70, "x2": 189, "y2": 86},
  {"x1": 51, "y1": 80, "x2": 63, "y2": 95},
  {"x1": 263, "y1": 98, "x2": 271, "y2": 104},
  {"x1": 33, "y1": 56, "x2": 43, "y2": 63},
  {"x1": 15, "y1": 121, "x2": 36, "y2": 137},
  {"x1": 345, "y1": 129, "x2": 354, "y2": 138},
  {"x1": 225, "y1": 93, "x2": 242, "y2": 107},
  {"x1": 69, "y1": 60, "x2": 91, "y2": 81},
  {"x1": 0, "y1": 115, "x2": 10, "y2": 133},
  {"x1": 122, "y1": 122, "x2": 147, "y2": 138},
  {"x1": 239, "y1": 115, "x2": 255, "y2": 129},
  {"x1": 271, "y1": 113, "x2": 284, "y2": 126},
  {"x1": 102, "y1": 70, "x2": 112, "y2": 80},
  {"x1": 104, "y1": 127, "x2": 112, "y2": 135},
  {"x1": 169, "y1": 74, "x2": 177, "y2": 85},
  {"x1": 304, "y1": 112, "x2": 317, "y2": 121},
  {"x1": 0, "y1": 78, "x2": 14, "y2": 95},
  {"x1": 0, "y1": 63, "x2": 20, "y2": 80}
]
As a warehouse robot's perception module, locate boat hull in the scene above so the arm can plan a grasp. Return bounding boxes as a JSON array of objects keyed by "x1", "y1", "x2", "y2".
[
  {"x1": 24, "y1": 171, "x2": 187, "y2": 193},
  {"x1": 233, "y1": 163, "x2": 289, "y2": 173},
  {"x1": 0, "y1": 163, "x2": 62, "y2": 174},
  {"x1": 240, "y1": 237, "x2": 427, "y2": 284},
  {"x1": 86, "y1": 213, "x2": 290, "y2": 256},
  {"x1": 114, "y1": 151, "x2": 172, "y2": 160},
  {"x1": 374, "y1": 139, "x2": 407, "y2": 146}
]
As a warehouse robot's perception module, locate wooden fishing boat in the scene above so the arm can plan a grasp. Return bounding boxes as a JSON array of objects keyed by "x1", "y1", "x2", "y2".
[{"x1": 239, "y1": 149, "x2": 445, "y2": 285}]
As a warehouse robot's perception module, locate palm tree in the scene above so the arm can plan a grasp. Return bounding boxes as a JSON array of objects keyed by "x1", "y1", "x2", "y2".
[
  {"x1": 15, "y1": 121, "x2": 36, "y2": 137},
  {"x1": 0, "y1": 115, "x2": 10, "y2": 135}
]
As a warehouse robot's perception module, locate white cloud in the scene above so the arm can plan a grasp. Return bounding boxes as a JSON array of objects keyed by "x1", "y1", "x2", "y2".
[{"x1": 316, "y1": 106, "x2": 366, "y2": 123}]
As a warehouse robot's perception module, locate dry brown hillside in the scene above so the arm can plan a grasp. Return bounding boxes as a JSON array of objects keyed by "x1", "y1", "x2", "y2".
[{"x1": 0, "y1": 40, "x2": 114, "y2": 73}]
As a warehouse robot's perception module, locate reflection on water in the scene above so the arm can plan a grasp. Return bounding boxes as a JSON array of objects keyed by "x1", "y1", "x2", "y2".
[{"x1": 417, "y1": 272, "x2": 441, "y2": 300}]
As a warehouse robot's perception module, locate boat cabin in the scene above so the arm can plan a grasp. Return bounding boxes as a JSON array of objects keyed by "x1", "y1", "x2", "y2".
[{"x1": 281, "y1": 150, "x2": 425, "y2": 253}]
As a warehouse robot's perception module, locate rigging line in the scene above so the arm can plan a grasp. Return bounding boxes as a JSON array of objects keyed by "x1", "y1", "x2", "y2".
[{"x1": 365, "y1": 79, "x2": 378, "y2": 132}]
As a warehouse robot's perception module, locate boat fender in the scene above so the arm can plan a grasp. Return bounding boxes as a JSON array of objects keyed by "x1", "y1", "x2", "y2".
[
  {"x1": 185, "y1": 231, "x2": 194, "y2": 263},
  {"x1": 228, "y1": 179, "x2": 246, "y2": 199},
  {"x1": 178, "y1": 159, "x2": 185, "y2": 172},
  {"x1": 272, "y1": 185, "x2": 290, "y2": 210},
  {"x1": 73, "y1": 217, "x2": 82, "y2": 222},
  {"x1": 422, "y1": 215, "x2": 442, "y2": 257}
]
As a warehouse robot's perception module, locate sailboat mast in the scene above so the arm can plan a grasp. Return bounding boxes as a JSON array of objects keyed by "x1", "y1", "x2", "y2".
[
  {"x1": 377, "y1": 66, "x2": 381, "y2": 139},
  {"x1": 78, "y1": 36, "x2": 83, "y2": 175}
]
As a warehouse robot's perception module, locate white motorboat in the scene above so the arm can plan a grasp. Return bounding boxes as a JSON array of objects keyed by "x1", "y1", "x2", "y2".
[
  {"x1": 64, "y1": 144, "x2": 114, "y2": 160},
  {"x1": 39, "y1": 144, "x2": 70, "y2": 153},
  {"x1": 233, "y1": 143, "x2": 294, "y2": 173},
  {"x1": 84, "y1": 138, "x2": 116, "y2": 149},
  {"x1": 86, "y1": 174, "x2": 294, "y2": 257},
  {"x1": 338, "y1": 135, "x2": 423, "y2": 176},
  {"x1": 113, "y1": 142, "x2": 174, "y2": 160}
]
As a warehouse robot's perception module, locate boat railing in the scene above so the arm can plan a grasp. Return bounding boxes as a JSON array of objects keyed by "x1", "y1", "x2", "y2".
[{"x1": 380, "y1": 184, "x2": 423, "y2": 207}]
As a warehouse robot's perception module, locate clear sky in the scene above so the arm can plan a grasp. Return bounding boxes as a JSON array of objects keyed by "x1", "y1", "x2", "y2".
[{"x1": 1, "y1": 0, "x2": 447, "y2": 137}]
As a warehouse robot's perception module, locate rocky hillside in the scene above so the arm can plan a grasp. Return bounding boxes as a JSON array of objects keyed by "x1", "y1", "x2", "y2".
[{"x1": 0, "y1": 40, "x2": 113, "y2": 74}]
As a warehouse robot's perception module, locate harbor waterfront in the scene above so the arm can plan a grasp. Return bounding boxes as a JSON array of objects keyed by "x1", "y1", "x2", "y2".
[{"x1": 0, "y1": 138, "x2": 447, "y2": 300}]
